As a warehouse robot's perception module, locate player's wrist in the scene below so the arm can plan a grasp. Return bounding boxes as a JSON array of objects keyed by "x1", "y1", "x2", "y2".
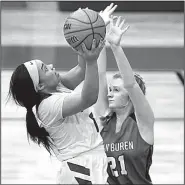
[
  {"x1": 86, "y1": 60, "x2": 98, "y2": 66},
  {"x1": 78, "y1": 56, "x2": 86, "y2": 70},
  {"x1": 109, "y1": 40, "x2": 121, "y2": 47}
]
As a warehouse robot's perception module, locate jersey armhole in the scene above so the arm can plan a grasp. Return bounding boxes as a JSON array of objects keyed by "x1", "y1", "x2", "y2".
[{"x1": 132, "y1": 111, "x2": 154, "y2": 146}]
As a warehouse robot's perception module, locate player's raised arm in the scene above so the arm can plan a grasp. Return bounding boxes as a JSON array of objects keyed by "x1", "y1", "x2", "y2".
[
  {"x1": 93, "y1": 3, "x2": 118, "y2": 118},
  {"x1": 107, "y1": 17, "x2": 155, "y2": 145},
  {"x1": 92, "y1": 46, "x2": 109, "y2": 129},
  {"x1": 99, "y1": 3, "x2": 118, "y2": 26},
  {"x1": 60, "y1": 54, "x2": 86, "y2": 90},
  {"x1": 62, "y1": 39, "x2": 105, "y2": 118}
]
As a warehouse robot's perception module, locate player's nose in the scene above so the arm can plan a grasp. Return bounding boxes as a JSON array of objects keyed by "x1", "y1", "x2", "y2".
[
  {"x1": 48, "y1": 64, "x2": 54, "y2": 70},
  {"x1": 107, "y1": 91, "x2": 113, "y2": 97}
]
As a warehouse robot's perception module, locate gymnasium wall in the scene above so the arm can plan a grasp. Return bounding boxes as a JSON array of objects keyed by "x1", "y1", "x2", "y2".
[
  {"x1": 1, "y1": 1, "x2": 184, "y2": 70},
  {"x1": 2, "y1": 46, "x2": 184, "y2": 71}
]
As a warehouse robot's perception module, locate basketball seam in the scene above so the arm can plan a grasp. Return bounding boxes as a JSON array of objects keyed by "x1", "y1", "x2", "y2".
[
  {"x1": 64, "y1": 25, "x2": 105, "y2": 36},
  {"x1": 90, "y1": 11, "x2": 99, "y2": 24},
  {"x1": 66, "y1": 17, "x2": 91, "y2": 24},
  {"x1": 82, "y1": 9, "x2": 94, "y2": 40},
  {"x1": 74, "y1": 33, "x2": 104, "y2": 49},
  {"x1": 67, "y1": 13, "x2": 99, "y2": 24}
]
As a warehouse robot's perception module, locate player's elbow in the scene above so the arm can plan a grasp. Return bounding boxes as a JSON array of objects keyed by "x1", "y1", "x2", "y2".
[
  {"x1": 147, "y1": 106, "x2": 155, "y2": 124},
  {"x1": 86, "y1": 94, "x2": 98, "y2": 106},
  {"x1": 81, "y1": 85, "x2": 99, "y2": 107},
  {"x1": 81, "y1": 90, "x2": 98, "y2": 107},
  {"x1": 143, "y1": 110, "x2": 155, "y2": 127},
  {"x1": 150, "y1": 111, "x2": 155, "y2": 124},
  {"x1": 81, "y1": 95, "x2": 98, "y2": 109}
]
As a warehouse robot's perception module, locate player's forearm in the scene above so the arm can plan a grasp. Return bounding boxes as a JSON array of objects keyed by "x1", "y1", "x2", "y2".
[
  {"x1": 97, "y1": 47, "x2": 108, "y2": 102},
  {"x1": 110, "y1": 44, "x2": 136, "y2": 87},
  {"x1": 94, "y1": 46, "x2": 109, "y2": 116},
  {"x1": 81, "y1": 61, "x2": 99, "y2": 105},
  {"x1": 97, "y1": 46, "x2": 107, "y2": 74},
  {"x1": 78, "y1": 54, "x2": 86, "y2": 70},
  {"x1": 59, "y1": 55, "x2": 86, "y2": 90},
  {"x1": 71, "y1": 55, "x2": 86, "y2": 87},
  {"x1": 75, "y1": 54, "x2": 86, "y2": 81}
]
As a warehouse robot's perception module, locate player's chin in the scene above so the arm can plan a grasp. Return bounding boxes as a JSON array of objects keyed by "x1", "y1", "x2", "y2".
[
  {"x1": 109, "y1": 103, "x2": 121, "y2": 110},
  {"x1": 109, "y1": 103, "x2": 115, "y2": 109},
  {"x1": 57, "y1": 78, "x2": 61, "y2": 84},
  {"x1": 56, "y1": 73, "x2": 60, "y2": 82}
]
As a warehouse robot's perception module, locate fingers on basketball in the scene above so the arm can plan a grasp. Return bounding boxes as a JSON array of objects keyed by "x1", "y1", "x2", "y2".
[
  {"x1": 99, "y1": 39, "x2": 105, "y2": 50},
  {"x1": 81, "y1": 43, "x2": 88, "y2": 52},
  {"x1": 91, "y1": 39, "x2": 97, "y2": 50}
]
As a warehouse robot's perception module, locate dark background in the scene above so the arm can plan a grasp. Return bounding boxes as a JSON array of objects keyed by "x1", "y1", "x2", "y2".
[
  {"x1": 2, "y1": 1, "x2": 184, "y2": 12},
  {"x1": 58, "y1": 1, "x2": 184, "y2": 12}
]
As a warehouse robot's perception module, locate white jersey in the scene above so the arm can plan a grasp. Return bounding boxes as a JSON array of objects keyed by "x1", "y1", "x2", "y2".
[{"x1": 37, "y1": 90, "x2": 104, "y2": 162}]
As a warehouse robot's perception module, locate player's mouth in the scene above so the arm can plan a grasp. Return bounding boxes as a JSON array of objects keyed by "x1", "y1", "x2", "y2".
[{"x1": 55, "y1": 72, "x2": 59, "y2": 78}]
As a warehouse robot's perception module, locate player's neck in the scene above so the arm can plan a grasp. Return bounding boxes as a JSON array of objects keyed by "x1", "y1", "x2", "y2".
[
  {"x1": 115, "y1": 103, "x2": 133, "y2": 133},
  {"x1": 40, "y1": 87, "x2": 57, "y2": 94}
]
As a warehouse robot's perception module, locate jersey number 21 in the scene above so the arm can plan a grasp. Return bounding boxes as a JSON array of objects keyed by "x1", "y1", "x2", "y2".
[{"x1": 108, "y1": 155, "x2": 128, "y2": 177}]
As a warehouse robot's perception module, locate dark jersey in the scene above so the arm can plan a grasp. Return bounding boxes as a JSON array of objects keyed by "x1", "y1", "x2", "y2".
[{"x1": 101, "y1": 113, "x2": 153, "y2": 184}]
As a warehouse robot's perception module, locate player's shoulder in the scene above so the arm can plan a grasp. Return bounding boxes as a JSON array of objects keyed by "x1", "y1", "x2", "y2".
[
  {"x1": 41, "y1": 92, "x2": 61, "y2": 103},
  {"x1": 38, "y1": 92, "x2": 67, "y2": 113},
  {"x1": 37, "y1": 93, "x2": 68, "y2": 126}
]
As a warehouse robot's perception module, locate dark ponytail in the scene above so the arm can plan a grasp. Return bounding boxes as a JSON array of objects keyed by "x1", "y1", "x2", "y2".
[
  {"x1": 26, "y1": 107, "x2": 53, "y2": 154},
  {"x1": 8, "y1": 64, "x2": 53, "y2": 154}
]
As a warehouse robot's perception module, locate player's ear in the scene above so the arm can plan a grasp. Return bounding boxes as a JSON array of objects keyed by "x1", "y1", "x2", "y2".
[{"x1": 37, "y1": 83, "x2": 45, "y2": 91}]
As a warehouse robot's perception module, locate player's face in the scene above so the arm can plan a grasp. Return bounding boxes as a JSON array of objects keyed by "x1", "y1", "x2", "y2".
[
  {"x1": 108, "y1": 78, "x2": 129, "y2": 109},
  {"x1": 36, "y1": 60, "x2": 61, "y2": 91}
]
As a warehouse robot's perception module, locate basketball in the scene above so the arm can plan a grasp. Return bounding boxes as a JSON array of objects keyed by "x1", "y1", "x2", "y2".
[{"x1": 63, "y1": 8, "x2": 106, "y2": 51}]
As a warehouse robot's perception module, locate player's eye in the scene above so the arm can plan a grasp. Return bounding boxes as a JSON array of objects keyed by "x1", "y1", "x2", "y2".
[
  {"x1": 44, "y1": 65, "x2": 48, "y2": 72},
  {"x1": 114, "y1": 88, "x2": 119, "y2": 92}
]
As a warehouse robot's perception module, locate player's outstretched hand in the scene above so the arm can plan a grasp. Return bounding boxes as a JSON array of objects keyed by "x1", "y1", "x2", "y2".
[
  {"x1": 77, "y1": 39, "x2": 105, "y2": 62},
  {"x1": 107, "y1": 16, "x2": 130, "y2": 46},
  {"x1": 99, "y1": 3, "x2": 118, "y2": 26}
]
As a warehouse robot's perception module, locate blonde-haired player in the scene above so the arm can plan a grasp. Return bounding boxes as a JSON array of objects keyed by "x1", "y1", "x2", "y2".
[{"x1": 93, "y1": 16, "x2": 155, "y2": 184}]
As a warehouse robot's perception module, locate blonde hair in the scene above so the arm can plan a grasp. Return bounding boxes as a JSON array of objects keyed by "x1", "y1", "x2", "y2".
[
  {"x1": 112, "y1": 72, "x2": 146, "y2": 95},
  {"x1": 100, "y1": 72, "x2": 146, "y2": 125}
]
